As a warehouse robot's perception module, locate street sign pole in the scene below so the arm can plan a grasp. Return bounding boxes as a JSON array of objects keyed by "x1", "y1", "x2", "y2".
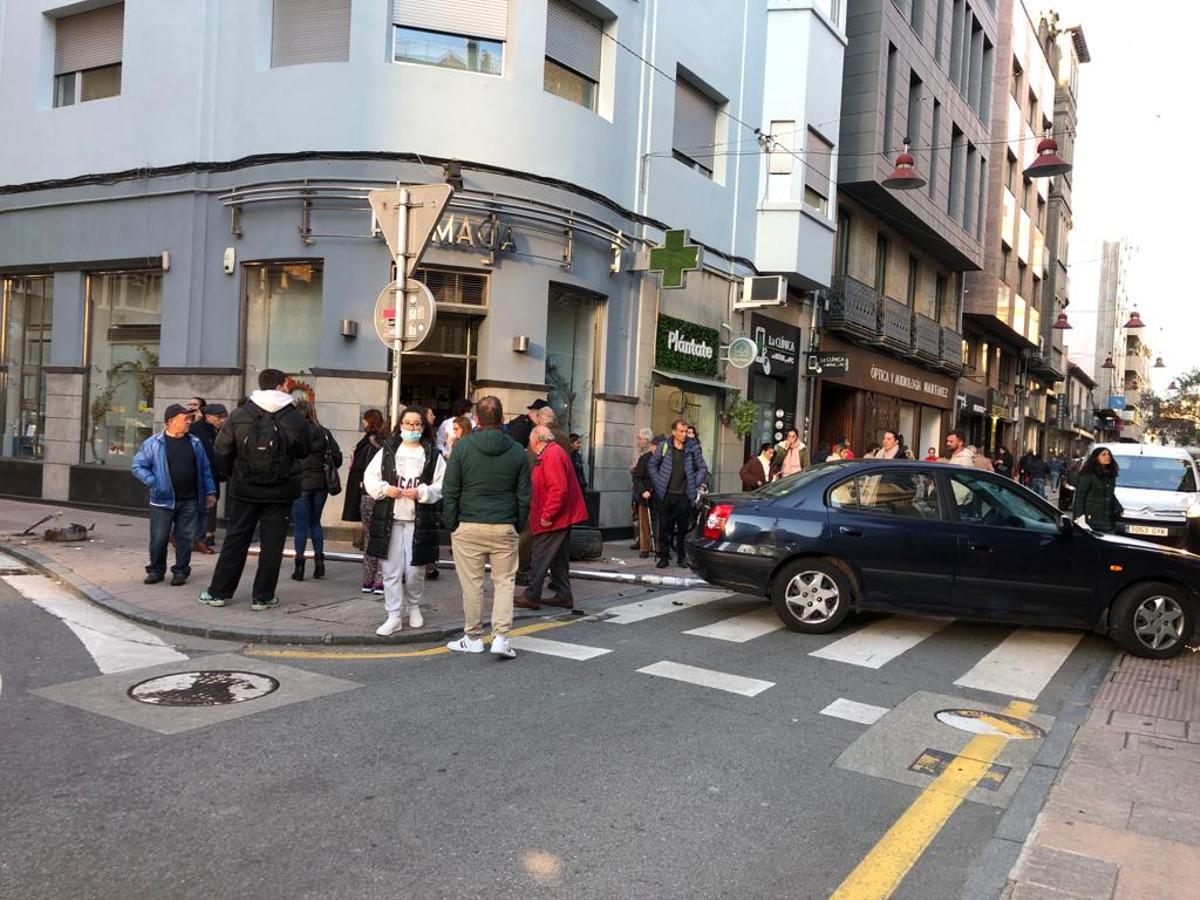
[{"x1": 390, "y1": 186, "x2": 409, "y2": 427}]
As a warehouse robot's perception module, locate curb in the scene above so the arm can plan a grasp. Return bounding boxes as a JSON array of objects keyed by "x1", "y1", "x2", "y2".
[{"x1": 0, "y1": 542, "x2": 553, "y2": 646}]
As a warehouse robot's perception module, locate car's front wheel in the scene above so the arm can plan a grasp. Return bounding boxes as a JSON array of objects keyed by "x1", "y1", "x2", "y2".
[
  {"x1": 771, "y1": 558, "x2": 853, "y2": 634},
  {"x1": 1110, "y1": 582, "x2": 1195, "y2": 658}
]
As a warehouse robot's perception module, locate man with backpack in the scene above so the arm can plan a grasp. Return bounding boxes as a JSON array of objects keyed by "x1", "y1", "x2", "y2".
[{"x1": 199, "y1": 369, "x2": 311, "y2": 611}]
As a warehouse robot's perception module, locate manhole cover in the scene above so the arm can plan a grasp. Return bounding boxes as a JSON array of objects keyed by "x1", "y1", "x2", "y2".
[
  {"x1": 128, "y1": 671, "x2": 279, "y2": 706},
  {"x1": 935, "y1": 708, "x2": 1045, "y2": 740}
]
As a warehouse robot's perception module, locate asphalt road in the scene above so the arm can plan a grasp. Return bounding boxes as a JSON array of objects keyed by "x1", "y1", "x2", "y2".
[{"x1": 0, "y1": 567, "x2": 1114, "y2": 900}]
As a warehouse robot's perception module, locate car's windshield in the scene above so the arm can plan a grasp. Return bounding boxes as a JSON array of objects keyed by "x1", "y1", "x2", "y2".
[
  {"x1": 757, "y1": 462, "x2": 854, "y2": 498},
  {"x1": 1108, "y1": 454, "x2": 1198, "y2": 493}
]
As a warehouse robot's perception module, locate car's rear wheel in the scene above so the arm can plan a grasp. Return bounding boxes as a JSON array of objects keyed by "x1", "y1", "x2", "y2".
[
  {"x1": 1110, "y1": 582, "x2": 1195, "y2": 659},
  {"x1": 771, "y1": 558, "x2": 852, "y2": 634}
]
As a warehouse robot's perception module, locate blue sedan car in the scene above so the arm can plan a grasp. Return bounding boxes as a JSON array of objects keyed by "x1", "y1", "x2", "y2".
[{"x1": 686, "y1": 460, "x2": 1200, "y2": 659}]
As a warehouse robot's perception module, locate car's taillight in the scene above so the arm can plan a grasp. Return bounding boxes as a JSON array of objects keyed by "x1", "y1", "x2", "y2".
[{"x1": 702, "y1": 503, "x2": 734, "y2": 540}]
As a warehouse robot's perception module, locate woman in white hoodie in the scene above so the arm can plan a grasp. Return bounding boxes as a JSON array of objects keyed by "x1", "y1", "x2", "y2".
[{"x1": 363, "y1": 406, "x2": 445, "y2": 636}]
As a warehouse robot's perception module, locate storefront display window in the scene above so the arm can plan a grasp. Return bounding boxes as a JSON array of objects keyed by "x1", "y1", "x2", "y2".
[
  {"x1": 546, "y1": 284, "x2": 600, "y2": 451},
  {"x1": 243, "y1": 262, "x2": 323, "y2": 395},
  {"x1": 1, "y1": 276, "x2": 53, "y2": 459},
  {"x1": 651, "y1": 381, "x2": 717, "y2": 455},
  {"x1": 85, "y1": 270, "x2": 161, "y2": 467}
]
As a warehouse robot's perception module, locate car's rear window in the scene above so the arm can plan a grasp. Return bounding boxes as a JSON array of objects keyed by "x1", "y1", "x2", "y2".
[{"x1": 1109, "y1": 454, "x2": 1198, "y2": 493}]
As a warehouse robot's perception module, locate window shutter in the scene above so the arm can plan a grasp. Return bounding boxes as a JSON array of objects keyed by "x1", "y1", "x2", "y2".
[
  {"x1": 54, "y1": 3, "x2": 124, "y2": 75},
  {"x1": 272, "y1": 0, "x2": 351, "y2": 67},
  {"x1": 804, "y1": 129, "x2": 834, "y2": 198},
  {"x1": 673, "y1": 77, "x2": 718, "y2": 172},
  {"x1": 767, "y1": 120, "x2": 794, "y2": 175},
  {"x1": 393, "y1": 0, "x2": 509, "y2": 42},
  {"x1": 545, "y1": 0, "x2": 601, "y2": 82}
]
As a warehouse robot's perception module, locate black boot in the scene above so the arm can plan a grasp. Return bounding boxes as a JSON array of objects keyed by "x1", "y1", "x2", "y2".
[
  {"x1": 313, "y1": 554, "x2": 326, "y2": 579},
  {"x1": 291, "y1": 558, "x2": 305, "y2": 581}
]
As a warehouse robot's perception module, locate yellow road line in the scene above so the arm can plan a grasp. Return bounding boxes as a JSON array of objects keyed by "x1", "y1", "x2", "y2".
[
  {"x1": 244, "y1": 618, "x2": 573, "y2": 660},
  {"x1": 830, "y1": 700, "x2": 1036, "y2": 900}
]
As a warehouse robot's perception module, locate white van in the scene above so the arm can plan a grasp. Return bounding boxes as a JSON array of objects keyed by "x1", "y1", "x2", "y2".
[{"x1": 1093, "y1": 443, "x2": 1200, "y2": 551}]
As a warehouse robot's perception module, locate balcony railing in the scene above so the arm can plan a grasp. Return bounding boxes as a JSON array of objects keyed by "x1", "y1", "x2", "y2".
[
  {"x1": 939, "y1": 326, "x2": 965, "y2": 373},
  {"x1": 912, "y1": 313, "x2": 941, "y2": 361},
  {"x1": 879, "y1": 296, "x2": 913, "y2": 351},
  {"x1": 824, "y1": 275, "x2": 881, "y2": 340}
]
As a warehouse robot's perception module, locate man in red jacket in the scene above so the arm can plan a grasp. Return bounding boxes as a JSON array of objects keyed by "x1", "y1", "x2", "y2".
[{"x1": 516, "y1": 425, "x2": 589, "y2": 611}]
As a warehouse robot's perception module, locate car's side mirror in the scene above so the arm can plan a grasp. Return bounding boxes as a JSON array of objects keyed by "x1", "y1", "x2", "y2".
[{"x1": 1057, "y1": 514, "x2": 1074, "y2": 535}]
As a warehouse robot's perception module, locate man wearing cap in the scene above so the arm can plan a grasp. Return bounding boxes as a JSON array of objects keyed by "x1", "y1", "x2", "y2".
[
  {"x1": 189, "y1": 403, "x2": 228, "y2": 552},
  {"x1": 131, "y1": 404, "x2": 217, "y2": 586},
  {"x1": 506, "y1": 398, "x2": 546, "y2": 450}
]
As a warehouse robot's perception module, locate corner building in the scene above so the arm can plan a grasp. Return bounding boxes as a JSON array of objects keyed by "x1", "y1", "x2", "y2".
[{"x1": 0, "y1": 0, "x2": 849, "y2": 529}]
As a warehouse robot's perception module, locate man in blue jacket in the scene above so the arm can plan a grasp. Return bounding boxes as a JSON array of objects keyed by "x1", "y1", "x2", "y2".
[
  {"x1": 131, "y1": 404, "x2": 217, "y2": 586},
  {"x1": 647, "y1": 418, "x2": 710, "y2": 569}
]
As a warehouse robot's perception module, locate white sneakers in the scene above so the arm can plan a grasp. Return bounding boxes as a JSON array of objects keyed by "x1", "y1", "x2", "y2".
[
  {"x1": 446, "y1": 635, "x2": 485, "y2": 654},
  {"x1": 408, "y1": 606, "x2": 424, "y2": 629},
  {"x1": 490, "y1": 635, "x2": 515, "y2": 659},
  {"x1": 375, "y1": 614, "x2": 403, "y2": 637}
]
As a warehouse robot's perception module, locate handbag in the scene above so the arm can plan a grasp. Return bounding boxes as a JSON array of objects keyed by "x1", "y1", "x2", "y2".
[{"x1": 323, "y1": 430, "x2": 342, "y2": 496}]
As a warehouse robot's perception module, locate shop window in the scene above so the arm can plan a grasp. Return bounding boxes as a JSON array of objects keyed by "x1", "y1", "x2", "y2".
[
  {"x1": 53, "y1": 3, "x2": 124, "y2": 107},
  {"x1": 243, "y1": 262, "x2": 323, "y2": 396},
  {"x1": 85, "y1": 270, "x2": 161, "y2": 467},
  {"x1": 546, "y1": 283, "x2": 601, "y2": 456},
  {"x1": 544, "y1": 0, "x2": 602, "y2": 111},
  {"x1": 1, "y1": 276, "x2": 53, "y2": 460},
  {"x1": 271, "y1": 0, "x2": 351, "y2": 67}
]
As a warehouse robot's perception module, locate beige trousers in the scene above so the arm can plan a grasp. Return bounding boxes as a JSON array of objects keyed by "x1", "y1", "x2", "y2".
[{"x1": 451, "y1": 522, "x2": 518, "y2": 638}]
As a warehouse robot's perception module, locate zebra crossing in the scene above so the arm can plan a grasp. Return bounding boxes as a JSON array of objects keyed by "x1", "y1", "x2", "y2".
[{"x1": 508, "y1": 586, "x2": 1091, "y2": 704}]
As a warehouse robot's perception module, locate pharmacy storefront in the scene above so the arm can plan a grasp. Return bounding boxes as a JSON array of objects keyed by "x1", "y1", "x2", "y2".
[{"x1": 650, "y1": 313, "x2": 724, "y2": 452}]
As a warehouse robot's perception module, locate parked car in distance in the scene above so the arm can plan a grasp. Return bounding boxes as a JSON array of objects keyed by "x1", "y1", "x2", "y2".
[
  {"x1": 1090, "y1": 443, "x2": 1200, "y2": 553},
  {"x1": 687, "y1": 460, "x2": 1200, "y2": 658}
]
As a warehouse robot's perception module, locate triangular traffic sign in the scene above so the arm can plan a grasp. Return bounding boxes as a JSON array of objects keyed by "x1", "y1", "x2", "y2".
[{"x1": 368, "y1": 184, "x2": 454, "y2": 276}]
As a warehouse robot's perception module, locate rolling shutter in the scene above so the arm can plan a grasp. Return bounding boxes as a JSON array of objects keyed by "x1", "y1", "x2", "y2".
[
  {"x1": 804, "y1": 129, "x2": 834, "y2": 198},
  {"x1": 673, "y1": 76, "x2": 718, "y2": 172},
  {"x1": 393, "y1": 0, "x2": 509, "y2": 42},
  {"x1": 546, "y1": 0, "x2": 601, "y2": 82},
  {"x1": 54, "y1": 3, "x2": 124, "y2": 75},
  {"x1": 272, "y1": 0, "x2": 352, "y2": 67}
]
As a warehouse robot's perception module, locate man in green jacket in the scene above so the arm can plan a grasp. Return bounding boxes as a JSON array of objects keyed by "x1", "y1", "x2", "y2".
[{"x1": 442, "y1": 395, "x2": 532, "y2": 659}]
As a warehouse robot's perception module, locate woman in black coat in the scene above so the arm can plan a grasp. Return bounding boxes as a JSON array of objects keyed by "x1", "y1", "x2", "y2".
[
  {"x1": 291, "y1": 400, "x2": 342, "y2": 581},
  {"x1": 342, "y1": 409, "x2": 387, "y2": 591},
  {"x1": 1073, "y1": 446, "x2": 1123, "y2": 532}
]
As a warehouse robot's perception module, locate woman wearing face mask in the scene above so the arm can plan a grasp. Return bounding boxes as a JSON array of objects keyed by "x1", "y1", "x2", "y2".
[{"x1": 363, "y1": 406, "x2": 445, "y2": 636}]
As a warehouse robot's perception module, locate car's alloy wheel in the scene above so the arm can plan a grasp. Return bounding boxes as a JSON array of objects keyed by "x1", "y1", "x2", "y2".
[
  {"x1": 784, "y1": 570, "x2": 841, "y2": 625},
  {"x1": 1132, "y1": 595, "x2": 1186, "y2": 651}
]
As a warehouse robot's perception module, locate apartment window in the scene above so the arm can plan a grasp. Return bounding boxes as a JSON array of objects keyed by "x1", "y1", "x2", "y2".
[
  {"x1": 910, "y1": 0, "x2": 925, "y2": 33},
  {"x1": 85, "y1": 270, "x2": 161, "y2": 468},
  {"x1": 963, "y1": 143, "x2": 978, "y2": 232},
  {"x1": 1036, "y1": 196, "x2": 1046, "y2": 231},
  {"x1": 949, "y1": 1, "x2": 965, "y2": 83},
  {"x1": 976, "y1": 159, "x2": 987, "y2": 239},
  {"x1": 804, "y1": 128, "x2": 834, "y2": 215},
  {"x1": 948, "y1": 124, "x2": 965, "y2": 219},
  {"x1": 875, "y1": 234, "x2": 889, "y2": 294},
  {"x1": 934, "y1": 0, "x2": 946, "y2": 62},
  {"x1": 980, "y1": 39, "x2": 994, "y2": 122},
  {"x1": 1011, "y1": 58, "x2": 1022, "y2": 103},
  {"x1": 392, "y1": 0, "x2": 507, "y2": 76},
  {"x1": 967, "y1": 20, "x2": 983, "y2": 112},
  {"x1": 243, "y1": 262, "x2": 323, "y2": 399},
  {"x1": 906, "y1": 256, "x2": 919, "y2": 308},
  {"x1": 544, "y1": 0, "x2": 602, "y2": 111},
  {"x1": 53, "y1": 3, "x2": 124, "y2": 107},
  {"x1": 1006, "y1": 151, "x2": 1017, "y2": 192},
  {"x1": 1000, "y1": 247, "x2": 1011, "y2": 285},
  {"x1": 835, "y1": 208, "x2": 852, "y2": 277},
  {"x1": 927, "y1": 100, "x2": 941, "y2": 199},
  {"x1": 935, "y1": 273, "x2": 947, "y2": 321},
  {"x1": 271, "y1": 0, "x2": 350, "y2": 67},
  {"x1": 1016, "y1": 260, "x2": 1027, "y2": 296},
  {"x1": 1022, "y1": 176, "x2": 1032, "y2": 210},
  {"x1": 883, "y1": 45, "x2": 898, "y2": 153},
  {"x1": 1026, "y1": 90, "x2": 1037, "y2": 129},
  {"x1": 906, "y1": 73, "x2": 923, "y2": 148},
  {"x1": 673, "y1": 73, "x2": 719, "y2": 177},
  {"x1": 1, "y1": 277, "x2": 53, "y2": 460}
]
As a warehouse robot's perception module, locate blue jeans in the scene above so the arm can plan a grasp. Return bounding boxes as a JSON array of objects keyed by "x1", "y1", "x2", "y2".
[
  {"x1": 148, "y1": 499, "x2": 199, "y2": 577},
  {"x1": 292, "y1": 489, "x2": 328, "y2": 557},
  {"x1": 1031, "y1": 477, "x2": 1046, "y2": 497}
]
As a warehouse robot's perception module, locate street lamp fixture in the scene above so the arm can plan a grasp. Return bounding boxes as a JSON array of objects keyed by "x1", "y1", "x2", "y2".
[
  {"x1": 882, "y1": 139, "x2": 927, "y2": 190},
  {"x1": 1101, "y1": 355, "x2": 1115, "y2": 370},
  {"x1": 1023, "y1": 130, "x2": 1072, "y2": 179},
  {"x1": 1123, "y1": 310, "x2": 1145, "y2": 329},
  {"x1": 1051, "y1": 311, "x2": 1072, "y2": 329},
  {"x1": 1153, "y1": 356, "x2": 1166, "y2": 368}
]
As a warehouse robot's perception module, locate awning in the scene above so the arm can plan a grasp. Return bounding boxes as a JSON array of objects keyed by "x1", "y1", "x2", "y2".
[{"x1": 651, "y1": 368, "x2": 730, "y2": 392}]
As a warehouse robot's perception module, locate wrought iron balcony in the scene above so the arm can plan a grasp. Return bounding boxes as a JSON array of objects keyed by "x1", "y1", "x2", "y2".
[
  {"x1": 879, "y1": 296, "x2": 913, "y2": 351},
  {"x1": 939, "y1": 326, "x2": 965, "y2": 374},
  {"x1": 824, "y1": 275, "x2": 882, "y2": 341},
  {"x1": 912, "y1": 313, "x2": 941, "y2": 362}
]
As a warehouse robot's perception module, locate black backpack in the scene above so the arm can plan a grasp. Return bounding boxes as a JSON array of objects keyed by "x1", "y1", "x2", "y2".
[{"x1": 237, "y1": 408, "x2": 291, "y2": 486}]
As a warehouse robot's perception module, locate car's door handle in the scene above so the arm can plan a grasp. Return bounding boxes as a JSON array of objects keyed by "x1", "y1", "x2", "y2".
[
  {"x1": 839, "y1": 526, "x2": 863, "y2": 537},
  {"x1": 968, "y1": 542, "x2": 991, "y2": 552}
]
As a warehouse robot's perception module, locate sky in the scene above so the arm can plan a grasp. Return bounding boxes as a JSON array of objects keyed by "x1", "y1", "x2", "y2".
[{"x1": 1043, "y1": 0, "x2": 1200, "y2": 395}]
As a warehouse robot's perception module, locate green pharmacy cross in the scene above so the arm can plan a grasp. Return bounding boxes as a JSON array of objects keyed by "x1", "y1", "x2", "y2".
[{"x1": 648, "y1": 229, "x2": 703, "y2": 289}]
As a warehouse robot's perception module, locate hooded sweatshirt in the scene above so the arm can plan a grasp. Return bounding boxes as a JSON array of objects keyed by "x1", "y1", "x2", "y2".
[
  {"x1": 441, "y1": 427, "x2": 531, "y2": 532},
  {"x1": 215, "y1": 390, "x2": 312, "y2": 503}
]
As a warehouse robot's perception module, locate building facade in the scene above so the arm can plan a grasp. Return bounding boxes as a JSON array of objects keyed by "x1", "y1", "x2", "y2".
[
  {"x1": 1059, "y1": 359, "x2": 1095, "y2": 457},
  {"x1": 0, "y1": 0, "x2": 849, "y2": 530},
  {"x1": 819, "y1": 0, "x2": 995, "y2": 457}
]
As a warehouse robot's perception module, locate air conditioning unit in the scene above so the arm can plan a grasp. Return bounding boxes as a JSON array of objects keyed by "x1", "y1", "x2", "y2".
[{"x1": 735, "y1": 275, "x2": 787, "y2": 309}]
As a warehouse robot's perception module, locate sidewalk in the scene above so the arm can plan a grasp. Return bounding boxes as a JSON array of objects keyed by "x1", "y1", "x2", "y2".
[
  {"x1": 0, "y1": 498, "x2": 676, "y2": 645},
  {"x1": 1006, "y1": 649, "x2": 1200, "y2": 899}
]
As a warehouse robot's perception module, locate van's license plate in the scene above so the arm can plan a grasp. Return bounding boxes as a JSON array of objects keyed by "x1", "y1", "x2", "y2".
[{"x1": 1128, "y1": 525, "x2": 1169, "y2": 537}]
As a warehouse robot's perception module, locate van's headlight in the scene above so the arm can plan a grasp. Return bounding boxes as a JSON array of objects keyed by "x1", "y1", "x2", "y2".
[{"x1": 1188, "y1": 502, "x2": 1200, "y2": 519}]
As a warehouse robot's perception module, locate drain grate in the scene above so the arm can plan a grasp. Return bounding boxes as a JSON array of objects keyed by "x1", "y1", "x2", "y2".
[{"x1": 128, "y1": 671, "x2": 279, "y2": 706}]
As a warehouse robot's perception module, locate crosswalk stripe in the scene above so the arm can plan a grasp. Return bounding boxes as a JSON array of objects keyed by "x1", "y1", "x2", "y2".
[
  {"x1": 820, "y1": 698, "x2": 890, "y2": 725},
  {"x1": 808, "y1": 616, "x2": 950, "y2": 669},
  {"x1": 5, "y1": 574, "x2": 188, "y2": 674},
  {"x1": 683, "y1": 606, "x2": 784, "y2": 643},
  {"x1": 636, "y1": 660, "x2": 774, "y2": 697},
  {"x1": 603, "y1": 589, "x2": 733, "y2": 625},
  {"x1": 507, "y1": 635, "x2": 612, "y2": 661},
  {"x1": 953, "y1": 627, "x2": 1081, "y2": 700}
]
